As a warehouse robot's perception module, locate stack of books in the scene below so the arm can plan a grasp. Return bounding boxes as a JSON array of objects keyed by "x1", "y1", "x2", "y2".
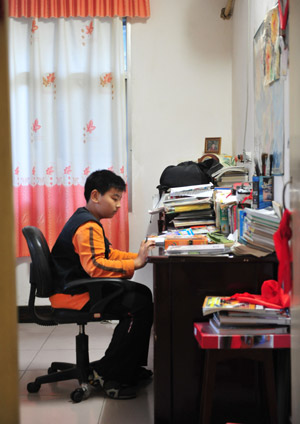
[
  {"x1": 211, "y1": 166, "x2": 249, "y2": 187},
  {"x1": 202, "y1": 296, "x2": 290, "y2": 335},
  {"x1": 237, "y1": 207, "x2": 281, "y2": 254},
  {"x1": 163, "y1": 184, "x2": 215, "y2": 229}
]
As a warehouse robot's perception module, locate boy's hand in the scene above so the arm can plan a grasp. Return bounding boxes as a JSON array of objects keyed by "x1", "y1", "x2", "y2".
[{"x1": 134, "y1": 239, "x2": 156, "y2": 270}]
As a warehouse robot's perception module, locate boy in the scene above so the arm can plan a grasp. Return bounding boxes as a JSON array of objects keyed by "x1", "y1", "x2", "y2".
[{"x1": 50, "y1": 170, "x2": 155, "y2": 399}]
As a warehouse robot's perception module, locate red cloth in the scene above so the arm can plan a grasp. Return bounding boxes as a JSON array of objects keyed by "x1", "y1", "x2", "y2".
[
  {"x1": 231, "y1": 280, "x2": 290, "y2": 309},
  {"x1": 231, "y1": 209, "x2": 292, "y2": 309},
  {"x1": 273, "y1": 209, "x2": 292, "y2": 294}
]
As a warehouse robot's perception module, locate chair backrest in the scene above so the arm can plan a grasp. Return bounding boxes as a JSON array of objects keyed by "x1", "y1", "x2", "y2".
[{"x1": 22, "y1": 226, "x2": 55, "y2": 298}]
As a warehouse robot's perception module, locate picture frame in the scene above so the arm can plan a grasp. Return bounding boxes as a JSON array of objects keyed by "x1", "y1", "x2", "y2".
[{"x1": 204, "y1": 137, "x2": 221, "y2": 154}]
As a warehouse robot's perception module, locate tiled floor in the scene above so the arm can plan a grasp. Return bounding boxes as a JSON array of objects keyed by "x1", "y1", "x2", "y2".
[{"x1": 18, "y1": 322, "x2": 154, "y2": 424}]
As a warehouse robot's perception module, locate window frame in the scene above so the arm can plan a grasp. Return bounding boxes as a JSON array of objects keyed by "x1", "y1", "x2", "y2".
[{"x1": 123, "y1": 18, "x2": 133, "y2": 211}]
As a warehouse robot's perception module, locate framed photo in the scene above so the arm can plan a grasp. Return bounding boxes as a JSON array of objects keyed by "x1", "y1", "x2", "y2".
[{"x1": 204, "y1": 137, "x2": 221, "y2": 154}]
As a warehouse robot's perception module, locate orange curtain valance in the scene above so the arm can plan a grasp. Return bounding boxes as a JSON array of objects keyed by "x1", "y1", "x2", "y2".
[{"x1": 9, "y1": 0, "x2": 150, "y2": 18}]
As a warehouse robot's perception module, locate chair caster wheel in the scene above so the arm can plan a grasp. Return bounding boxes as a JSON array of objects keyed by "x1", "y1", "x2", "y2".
[
  {"x1": 27, "y1": 381, "x2": 41, "y2": 393},
  {"x1": 71, "y1": 388, "x2": 85, "y2": 403}
]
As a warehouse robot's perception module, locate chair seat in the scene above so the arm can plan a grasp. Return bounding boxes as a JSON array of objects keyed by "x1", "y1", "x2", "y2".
[{"x1": 52, "y1": 308, "x2": 103, "y2": 324}]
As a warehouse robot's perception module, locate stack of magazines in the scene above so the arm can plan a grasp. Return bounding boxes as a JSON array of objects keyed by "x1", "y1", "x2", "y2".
[
  {"x1": 211, "y1": 166, "x2": 249, "y2": 187},
  {"x1": 232, "y1": 206, "x2": 281, "y2": 257},
  {"x1": 163, "y1": 183, "x2": 215, "y2": 229},
  {"x1": 240, "y1": 207, "x2": 281, "y2": 253},
  {"x1": 202, "y1": 296, "x2": 290, "y2": 335}
]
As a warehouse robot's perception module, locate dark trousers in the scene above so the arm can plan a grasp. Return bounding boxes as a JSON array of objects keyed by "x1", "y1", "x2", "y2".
[{"x1": 88, "y1": 281, "x2": 153, "y2": 384}]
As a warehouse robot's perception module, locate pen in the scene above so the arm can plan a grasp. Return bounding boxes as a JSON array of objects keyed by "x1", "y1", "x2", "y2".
[
  {"x1": 254, "y1": 158, "x2": 261, "y2": 176},
  {"x1": 145, "y1": 236, "x2": 148, "y2": 242},
  {"x1": 269, "y1": 154, "x2": 273, "y2": 175},
  {"x1": 261, "y1": 153, "x2": 268, "y2": 176}
]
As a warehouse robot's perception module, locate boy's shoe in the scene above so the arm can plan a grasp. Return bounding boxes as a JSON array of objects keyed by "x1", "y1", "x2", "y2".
[
  {"x1": 89, "y1": 370, "x2": 136, "y2": 399},
  {"x1": 135, "y1": 366, "x2": 153, "y2": 382},
  {"x1": 88, "y1": 369, "x2": 104, "y2": 388},
  {"x1": 102, "y1": 380, "x2": 137, "y2": 400}
]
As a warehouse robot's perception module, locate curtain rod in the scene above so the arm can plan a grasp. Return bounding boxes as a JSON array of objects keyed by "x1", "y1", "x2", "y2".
[{"x1": 221, "y1": 0, "x2": 235, "y2": 20}]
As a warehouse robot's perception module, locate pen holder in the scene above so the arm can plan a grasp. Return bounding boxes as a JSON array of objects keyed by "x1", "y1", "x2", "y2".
[{"x1": 252, "y1": 176, "x2": 273, "y2": 209}]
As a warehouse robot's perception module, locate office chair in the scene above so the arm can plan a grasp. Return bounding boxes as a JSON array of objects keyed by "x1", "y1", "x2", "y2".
[{"x1": 22, "y1": 225, "x2": 132, "y2": 403}]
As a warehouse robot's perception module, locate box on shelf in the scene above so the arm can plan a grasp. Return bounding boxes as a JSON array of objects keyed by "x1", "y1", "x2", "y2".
[
  {"x1": 164, "y1": 234, "x2": 208, "y2": 248},
  {"x1": 252, "y1": 176, "x2": 273, "y2": 209}
]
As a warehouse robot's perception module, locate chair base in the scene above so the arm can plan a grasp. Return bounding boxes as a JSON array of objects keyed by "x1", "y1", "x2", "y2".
[{"x1": 27, "y1": 327, "x2": 94, "y2": 402}]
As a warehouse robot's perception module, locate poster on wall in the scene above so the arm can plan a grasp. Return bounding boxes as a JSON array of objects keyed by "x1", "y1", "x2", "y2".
[{"x1": 253, "y1": 6, "x2": 284, "y2": 176}]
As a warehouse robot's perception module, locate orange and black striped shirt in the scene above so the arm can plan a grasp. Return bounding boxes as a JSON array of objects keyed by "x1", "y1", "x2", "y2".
[{"x1": 50, "y1": 221, "x2": 137, "y2": 310}]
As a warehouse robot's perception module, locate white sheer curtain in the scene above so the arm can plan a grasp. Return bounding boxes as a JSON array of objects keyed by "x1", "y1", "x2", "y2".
[{"x1": 9, "y1": 17, "x2": 129, "y2": 256}]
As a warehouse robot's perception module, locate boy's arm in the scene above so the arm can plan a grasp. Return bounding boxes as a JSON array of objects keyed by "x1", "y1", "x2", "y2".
[
  {"x1": 72, "y1": 222, "x2": 136, "y2": 279},
  {"x1": 109, "y1": 248, "x2": 137, "y2": 261}
]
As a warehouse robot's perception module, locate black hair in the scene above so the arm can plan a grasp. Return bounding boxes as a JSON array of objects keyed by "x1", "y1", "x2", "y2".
[{"x1": 84, "y1": 169, "x2": 126, "y2": 202}]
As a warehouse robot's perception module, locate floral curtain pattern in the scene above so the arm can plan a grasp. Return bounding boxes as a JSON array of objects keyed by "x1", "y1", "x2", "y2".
[{"x1": 9, "y1": 17, "x2": 128, "y2": 257}]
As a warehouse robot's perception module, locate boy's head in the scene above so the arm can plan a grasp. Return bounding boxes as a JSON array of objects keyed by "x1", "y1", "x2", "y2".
[{"x1": 84, "y1": 170, "x2": 126, "y2": 202}]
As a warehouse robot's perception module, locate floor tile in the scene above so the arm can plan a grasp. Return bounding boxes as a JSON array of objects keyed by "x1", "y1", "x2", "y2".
[
  {"x1": 41, "y1": 322, "x2": 116, "y2": 350},
  {"x1": 99, "y1": 381, "x2": 154, "y2": 424},
  {"x1": 40, "y1": 324, "x2": 80, "y2": 350},
  {"x1": 28, "y1": 348, "x2": 106, "y2": 370},
  {"x1": 18, "y1": 349, "x2": 38, "y2": 371},
  {"x1": 20, "y1": 394, "x2": 104, "y2": 424},
  {"x1": 19, "y1": 369, "x2": 85, "y2": 397},
  {"x1": 18, "y1": 322, "x2": 154, "y2": 424},
  {"x1": 18, "y1": 323, "x2": 55, "y2": 350}
]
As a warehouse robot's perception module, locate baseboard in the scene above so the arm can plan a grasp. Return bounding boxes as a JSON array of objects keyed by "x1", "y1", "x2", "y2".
[{"x1": 18, "y1": 306, "x2": 52, "y2": 323}]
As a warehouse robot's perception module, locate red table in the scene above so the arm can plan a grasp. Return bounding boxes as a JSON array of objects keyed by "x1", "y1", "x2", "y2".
[{"x1": 194, "y1": 322, "x2": 290, "y2": 424}]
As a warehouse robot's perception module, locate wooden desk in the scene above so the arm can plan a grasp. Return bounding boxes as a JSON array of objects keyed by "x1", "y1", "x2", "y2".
[{"x1": 148, "y1": 250, "x2": 278, "y2": 424}]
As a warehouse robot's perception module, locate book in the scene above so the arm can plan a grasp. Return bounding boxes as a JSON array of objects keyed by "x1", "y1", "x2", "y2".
[
  {"x1": 220, "y1": 174, "x2": 249, "y2": 182},
  {"x1": 163, "y1": 197, "x2": 213, "y2": 207},
  {"x1": 211, "y1": 166, "x2": 249, "y2": 179},
  {"x1": 165, "y1": 244, "x2": 230, "y2": 255},
  {"x1": 172, "y1": 219, "x2": 216, "y2": 228},
  {"x1": 202, "y1": 296, "x2": 282, "y2": 316},
  {"x1": 242, "y1": 233, "x2": 274, "y2": 249},
  {"x1": 244, "y1": 207, "x2": 280, "y2": 224},
  {"x1": 174, "y1": 209, "x2": 215, "y2": 218},
  {"x1": 242, "y1": 234, "x2": 275, "y2": 253},
  {"x1": 219, "y1": 204, "x2": 229, "y2": 235},
  {"x1": 208, "y1": 317, "x2": 289, "y2": 335},
  {"x1": 216, "y1": 174, "x2": 249, "y2": 187},
  {"x1": 165, "y1": 203, "x2": 212, "y2": 214},
  {"x1": 238, "y1": 209, "x2": 247, "y2": 240},
  {"x1": 243, "y1": 217, "x2": 277, "y2": 237},
  {"x1": 169, "y1": 184, "x2": 214, "y2": 199},
  {"x1": 213, "y1": 311, "x2": 291, "y2": 326},
  {"x1": 231, "y1": 241, "x2": 271, "y2": 257}
]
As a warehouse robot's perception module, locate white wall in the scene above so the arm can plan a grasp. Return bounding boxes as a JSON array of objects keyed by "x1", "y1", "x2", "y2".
[
  {"x1": 128, "y1": 0, "x2": 232, "y2": 288},
  {"x1": 232, "y1": 0, "x2": 290, "y2": 205}
]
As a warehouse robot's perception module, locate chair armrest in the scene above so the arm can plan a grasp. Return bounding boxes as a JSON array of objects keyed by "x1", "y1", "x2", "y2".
[
  {"x1": 63, "y1": 277, "x2": 126, "y2": 291},
  {"x1": 63, "y1": 278, "x2": 134, "y2": 314}
]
